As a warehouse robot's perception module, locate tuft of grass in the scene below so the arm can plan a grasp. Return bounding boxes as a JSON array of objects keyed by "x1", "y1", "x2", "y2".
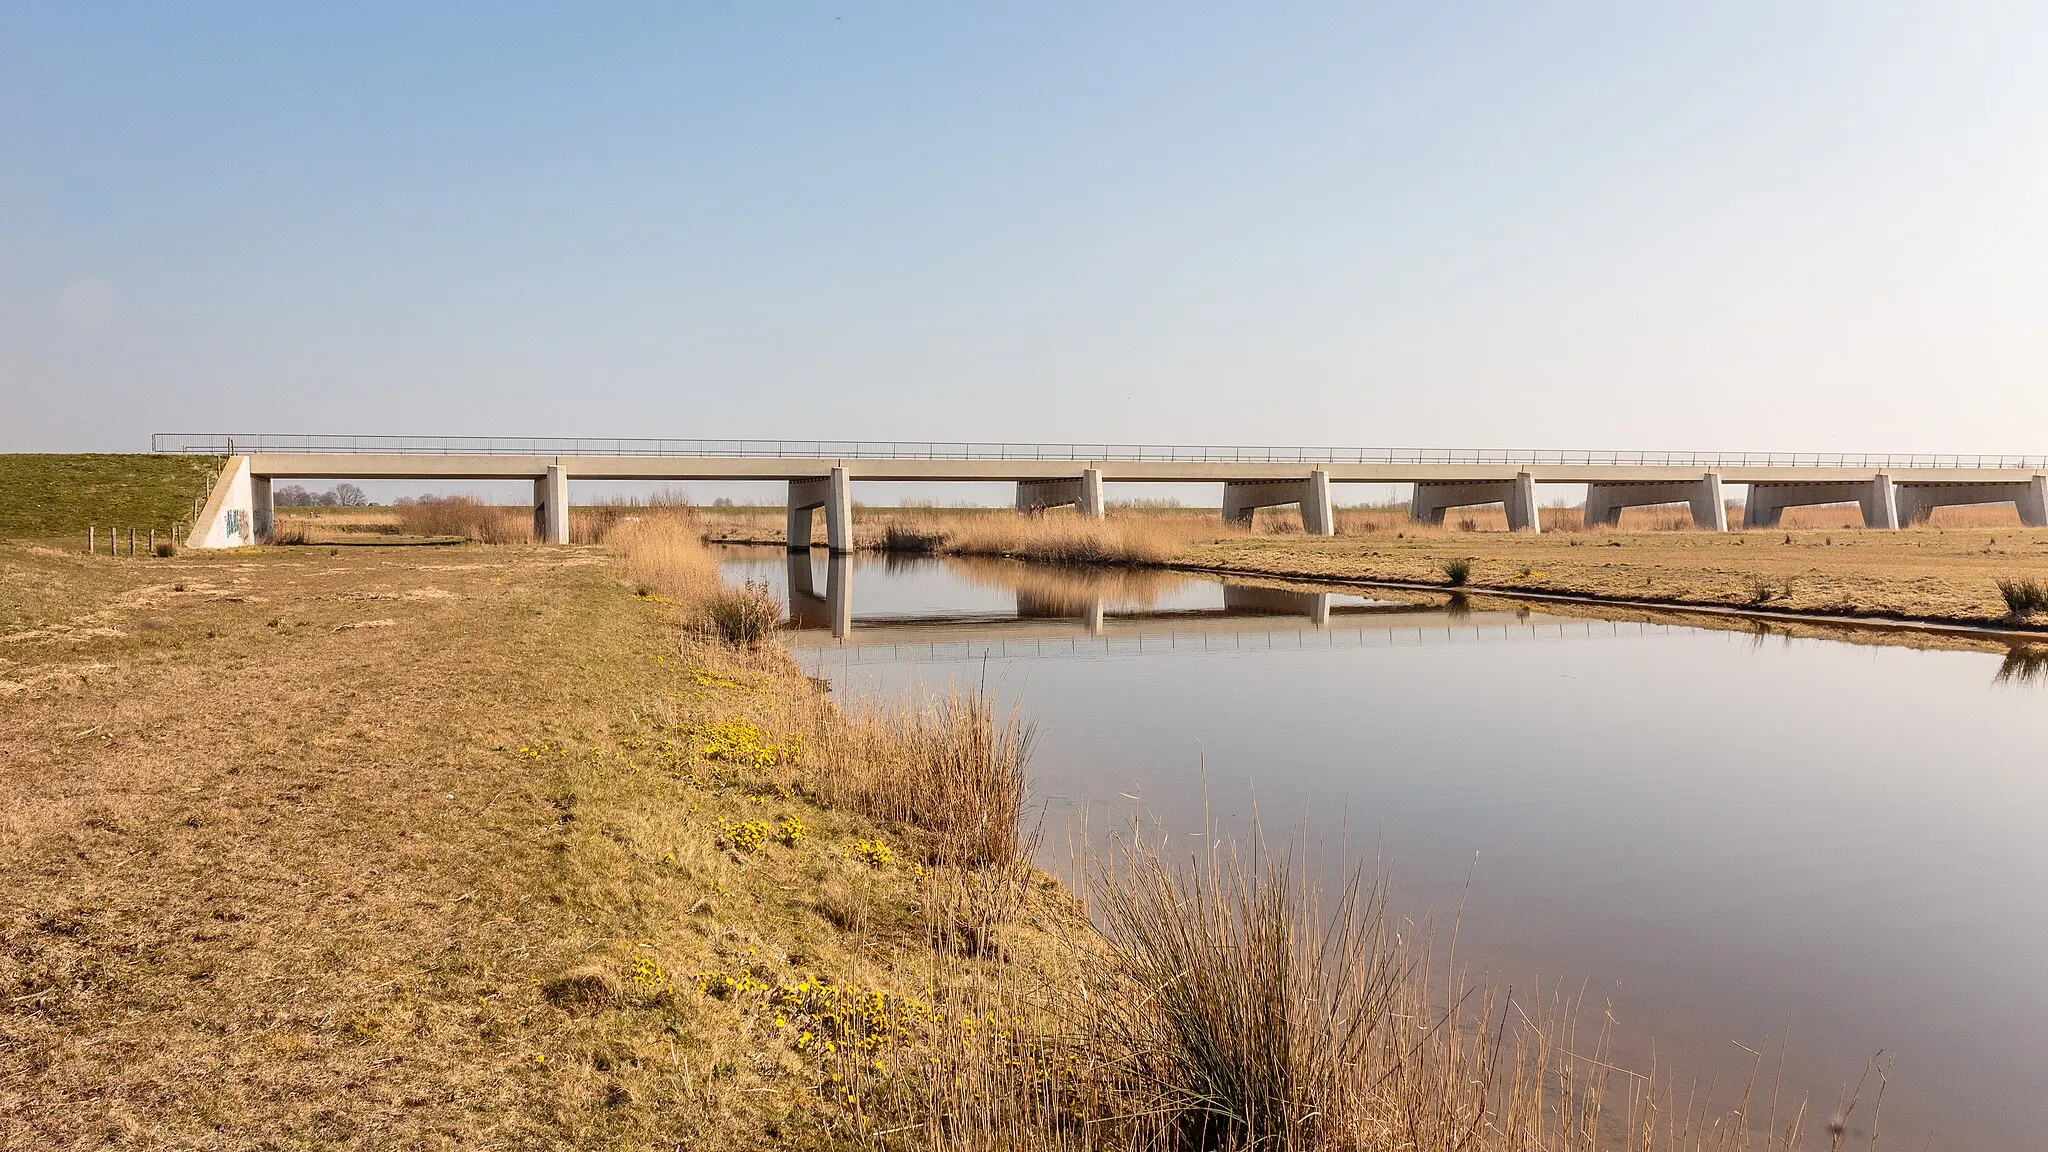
[
  {"x1": 705, "y1": 580, "x2": 780, "y2": 646},
  {"x1": 1996, "y1": 576, "x2": 2048, "y2": 619},
  {"x1": 1087, "y1": 832, "x2": 1406, "y2": 1149},
  {"x1": 1440, "y1": 557, "x2": 1472, "y2": 586},
  {"x1": 811, "y1": 689, "x2": 1032, "y2": 869}
]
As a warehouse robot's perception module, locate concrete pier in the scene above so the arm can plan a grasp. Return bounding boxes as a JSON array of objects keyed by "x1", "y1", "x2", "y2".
[
  {"x1": 1742, "y1": 476, "x2": 1898, "y2": 530},
  {"x1": 1584, "y1": 473, "x2": 1726, "y2": 531},
  {"x1": 1894, "y1": 477, "x2": 2048, "y2": 527},
  {"x1": 1016, "y1": 467, "x2": 1105, "y2": 518},
  {"x1": 251, "y1": 475, "x2": 275, "y2": 544},
  {"x1": 1411, "y1": 472, "x2": 1540, "y2": 533},
  {"x1": 1221, "y1": 471, "x2": 1334, "y2": 535},
  {"x1": 787, "y1": 467, "x2": 853, "y2": 553},
  {"x1": 532, "y1": 464, "x2": 570, "y2": 545}
]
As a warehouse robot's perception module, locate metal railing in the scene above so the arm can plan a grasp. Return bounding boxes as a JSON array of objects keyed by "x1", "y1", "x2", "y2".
[{"x1": 150, "y1": 433, "x2": 2048, "y2": 470}]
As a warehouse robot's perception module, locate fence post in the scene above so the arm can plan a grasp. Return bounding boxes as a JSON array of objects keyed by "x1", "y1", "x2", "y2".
[{"x1": 88, "y1": 527, "x2": 95, "y2": 554}]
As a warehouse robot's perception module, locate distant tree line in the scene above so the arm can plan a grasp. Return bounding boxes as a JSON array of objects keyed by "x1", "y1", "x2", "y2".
[{"x1": 274, "y1": 483, "x2": 370, "y2": 507}]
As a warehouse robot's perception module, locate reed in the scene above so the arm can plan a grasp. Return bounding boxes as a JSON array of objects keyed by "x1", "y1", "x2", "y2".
[
  {"x1": 704, "y1": 579, "x2": 780, "y2": 646},
  {"x1": 1995, "y1": 576, "x2": 2048, "y2": 618},
  {"x1": 1441, "y1": 557, "x2": 1472, "y2": 586},
  {"x1": 1084, "y1": 830, "x2": 1409, "y2": 1149},
  {"x1": 393, "y1": 496, "x2": 532, "y2": 543},
  {"x1": 884, "y1": 511, "x2": 1227, "y2": 566},
  {"x1": 808, "y1": 688, "x2": 1033, "y2": 870}
]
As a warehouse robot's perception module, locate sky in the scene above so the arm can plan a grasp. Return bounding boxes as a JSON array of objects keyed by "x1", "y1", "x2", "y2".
[{"x1": 5, "y1": 2, "x2": 2047, "y2": 468}]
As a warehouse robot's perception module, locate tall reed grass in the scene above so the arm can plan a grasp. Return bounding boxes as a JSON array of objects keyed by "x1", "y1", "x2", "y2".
[
  {"x1": 808, "y1": 688, "x2": 1033, "y2": 870},
  {"x1": 394, "y1": 496, "x2": 533, "y2": 543}
]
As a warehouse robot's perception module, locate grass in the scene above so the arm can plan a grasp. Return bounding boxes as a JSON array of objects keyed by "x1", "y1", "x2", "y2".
[
  {"x1": 1, "y1": 516, "x2": 1897, "y2": 1149},
  {"x1": 1995, "y1": 576, "x2": 2048, "y2": 618},
  {"x1": 1440, "y1": 557, "x2": 1472, "y2": 586},
  {"x1": 0, "y1": 453, "x2": 222, "y2": 539},
  {"x1": 706, "y1": 580, "x2": 781, "y2": 645}
]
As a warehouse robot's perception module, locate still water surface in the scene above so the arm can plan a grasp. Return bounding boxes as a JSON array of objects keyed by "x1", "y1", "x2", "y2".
[{"x1": 721, "y1": 545, "x2": 2048, "y2": 1150}]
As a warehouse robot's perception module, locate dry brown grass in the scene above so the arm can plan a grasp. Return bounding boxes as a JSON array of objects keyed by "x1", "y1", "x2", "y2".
[
  {"x1": 700, "y1": 505, "x2": 1236, "y2": 565},
  {"x1": 392, "y1": 495, "x2": 534, "y2": 542},
  {"x1": 0, "y1": 530, "x2": 1086, "y2": 1148},
  {"x1": 2, "y1": 521, "x2": 1899, "y2": 1150}
]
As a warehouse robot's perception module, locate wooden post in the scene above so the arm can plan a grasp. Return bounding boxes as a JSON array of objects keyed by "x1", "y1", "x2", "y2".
[
  {"x1": 88, "y1": 527, "x2": 95, "y2": 554},
  {"x1": 128, "y1": 527, "x2": 135, "y2": 556},
  {"x1": 149, "y1": 528, "x2": 157, "y2": 555}
]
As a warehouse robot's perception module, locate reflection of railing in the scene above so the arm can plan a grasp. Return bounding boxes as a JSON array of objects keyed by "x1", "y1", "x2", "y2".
[
  {"x1": 150, "y1": 433, "x2": 2048, "y2": 470},
  {"x1": 790, "y1": 618, "x2": 1678, "y2": 666}
]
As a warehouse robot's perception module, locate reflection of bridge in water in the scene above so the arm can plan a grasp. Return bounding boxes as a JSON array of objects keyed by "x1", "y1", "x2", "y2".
[{"x1": 782, "y1": 552, "x2": 1678, "y2": 662}]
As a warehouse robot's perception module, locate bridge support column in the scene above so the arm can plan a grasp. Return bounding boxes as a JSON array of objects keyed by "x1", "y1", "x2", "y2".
[
  {"x1": 1742, "y1": 476, "x2": 1897, "y2": 530},
  {"x1": 1894, "y1": 477, "x2": 2048, "y2": 527},
  {"x1": 1583, "y1": 473, "x2": 1726, "y2": 530},
  {"x1": 1221, "y1": 471, "x2": 1334, "y2": 535},
  {"x1": 1410, "y1": 472, "x2": 1541, "y2": 533},
  {"x1": 532, "y1": 464, "x2": 569, "y2": 544},
  {"x1": 788, "y1": 467, "x2": 853, "y2": 553},
  {"x1": 251, "y1": 476, "x2": 275, "y2": 544},
  {"x1": 1016, "y1": 467, "x2": 1105, "y2": 518}
]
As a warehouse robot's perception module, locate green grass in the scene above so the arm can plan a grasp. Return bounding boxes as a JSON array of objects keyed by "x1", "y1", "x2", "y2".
[{"x1": 0, "y1": 454, "x2": 224, "y2": 539}]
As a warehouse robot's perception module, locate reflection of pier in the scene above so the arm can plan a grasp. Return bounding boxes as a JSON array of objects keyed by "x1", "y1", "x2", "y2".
[
  {"x1": 778, "y1": 554, "x2": 1677, "y2": 660},
  {"x1": 787, "y1": 552, "x2": 851, "y2": 637}
]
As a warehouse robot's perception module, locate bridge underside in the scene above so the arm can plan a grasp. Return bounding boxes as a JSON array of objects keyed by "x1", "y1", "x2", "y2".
[{"x1": 184, "y1": 453, "x2": 2048, "y2": 549}]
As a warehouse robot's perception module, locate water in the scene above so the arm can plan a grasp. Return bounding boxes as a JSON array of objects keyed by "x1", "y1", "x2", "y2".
[{"x1": 720, "y1": 545, "x2": 2048, "y2": 1150}]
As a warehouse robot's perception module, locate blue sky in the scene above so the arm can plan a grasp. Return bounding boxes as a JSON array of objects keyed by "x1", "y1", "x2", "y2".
[{"x1": 5, "y1": 3, "x2": 2045, "y2": 459}]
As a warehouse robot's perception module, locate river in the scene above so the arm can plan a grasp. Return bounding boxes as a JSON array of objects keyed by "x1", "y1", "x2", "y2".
[{"x1": 720, "y1": 544, "x2": 2048, "y2": 1150}]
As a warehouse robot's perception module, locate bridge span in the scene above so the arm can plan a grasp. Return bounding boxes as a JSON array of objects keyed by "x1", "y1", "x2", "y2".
[{"x1": 157, "y1": 435, "x2": 2048, "y2": 550}]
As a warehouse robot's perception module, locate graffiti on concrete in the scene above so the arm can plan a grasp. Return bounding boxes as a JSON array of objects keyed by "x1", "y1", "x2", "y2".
[{"x1": 225, "y1": 509, "x2": 245, "y2": 539}]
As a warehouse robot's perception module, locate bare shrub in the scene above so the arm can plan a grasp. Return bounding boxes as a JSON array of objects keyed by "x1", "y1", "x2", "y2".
[{"x1": 1440, "y1": 557, "x2": 1472, "y2": 586}]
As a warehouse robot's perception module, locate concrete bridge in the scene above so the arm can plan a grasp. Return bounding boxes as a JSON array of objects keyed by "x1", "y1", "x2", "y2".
[{"x1": 159, "y1": 435, "x2": 2048, "y2": 550}]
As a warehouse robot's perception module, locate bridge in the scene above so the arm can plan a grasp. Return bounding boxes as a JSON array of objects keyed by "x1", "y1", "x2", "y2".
[{"x1": 156, "y1": 435, "x2": 2048, "y2": 550}]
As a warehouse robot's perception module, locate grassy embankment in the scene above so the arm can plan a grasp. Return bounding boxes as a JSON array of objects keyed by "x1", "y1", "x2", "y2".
[
  {"x1": 2, "y1": 510, "x2": 1887, "y2": 1149},
  {"x1": 0, "y1": 453, "x2": 223, "y2": 545},
  {"x1": 698, "y1": 502, "x2": 2048, "y2": 630}
]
